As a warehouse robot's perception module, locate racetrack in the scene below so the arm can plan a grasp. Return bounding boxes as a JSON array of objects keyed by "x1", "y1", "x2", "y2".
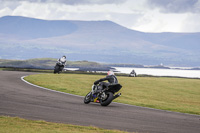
[{"x1": 0, "y1": 71, "x2": 200, "y2": 133}]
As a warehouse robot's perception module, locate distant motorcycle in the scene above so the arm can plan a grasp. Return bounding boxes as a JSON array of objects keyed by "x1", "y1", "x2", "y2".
[
  {"x1": 129, "y1": 69, "x2": 136, "y2": 77},
  {"x1": 84, "y1": 83, "x2": 122, "y2": 106},
  {"x1": 54, "y1": 61, "x2": 65, "y2": 74}
]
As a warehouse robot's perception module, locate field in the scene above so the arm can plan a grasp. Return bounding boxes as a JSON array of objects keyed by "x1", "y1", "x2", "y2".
[
  {"x1": 24, "y1": 73, "x2": 200, "y2": 115},
  {"x1": 0, "y1": 116, "x2": 128, "y2": 133}
]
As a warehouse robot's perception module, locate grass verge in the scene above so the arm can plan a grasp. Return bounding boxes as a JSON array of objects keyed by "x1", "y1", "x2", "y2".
[
  {"x1": 0, "y1": 116, "x2": 128, "y2": 133},
  {"x1": 24, "y1": 73, "x2": 200, "y2": 115}
]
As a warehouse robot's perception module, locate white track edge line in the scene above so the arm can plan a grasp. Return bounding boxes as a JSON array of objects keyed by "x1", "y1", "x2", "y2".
[
  {"x1": 21, "y1": 75, "x2": 200, "y2": 117},
  {"x1": 21, "y1": 75, "x2": 83, "y2": 98}
]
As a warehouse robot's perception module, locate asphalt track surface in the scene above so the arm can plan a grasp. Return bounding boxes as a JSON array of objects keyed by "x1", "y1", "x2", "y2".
[{"x1": 0, "y1": 71, "x2": 200, "y2": 133}]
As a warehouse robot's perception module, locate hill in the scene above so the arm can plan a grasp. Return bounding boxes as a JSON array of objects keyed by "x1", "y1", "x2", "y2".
[
  {"x1": 0, "y1": 16, "x2": 199, "y2": 66},
  {"x1": 0, "y1": 58, "x2": 112, "y2": 71}
]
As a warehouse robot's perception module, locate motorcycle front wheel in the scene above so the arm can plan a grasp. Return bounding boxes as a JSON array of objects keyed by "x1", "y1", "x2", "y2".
[
  {"x1": 100, "y1": 92, "x2": 113, "y2": 106},
  {"x1": 54, "y1": 65, "x2": 60, "y2": 74},
  {"x1": 84, "y1": 92, "x2": 92, "y2": 104}
]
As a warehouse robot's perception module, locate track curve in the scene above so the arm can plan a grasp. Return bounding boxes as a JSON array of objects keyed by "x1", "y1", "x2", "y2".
[{"x1": 0, "y1": 71, "x2": 200, "y2": 133}]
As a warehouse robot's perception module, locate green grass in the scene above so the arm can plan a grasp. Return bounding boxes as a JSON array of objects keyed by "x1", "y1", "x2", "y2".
[
  {"x1": 25, "y1": 73, "x2": 200, "y2": 115},
  {"x1": 0, "y1": 116, "x2": 129, "y2": 133}
]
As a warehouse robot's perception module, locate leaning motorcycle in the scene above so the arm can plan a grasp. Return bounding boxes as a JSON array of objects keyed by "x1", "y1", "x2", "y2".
[
  {"x1": 54, "y1": 61, "x2": 65, "y2": 74},
  {"x1": 84, "y1": 83, "x2": 122, "y2": 106}
]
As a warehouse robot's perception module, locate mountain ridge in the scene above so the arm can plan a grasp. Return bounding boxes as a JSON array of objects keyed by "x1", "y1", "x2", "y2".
[{"x1": 0, "y1": 16, "x2": 199, "y2": 66}]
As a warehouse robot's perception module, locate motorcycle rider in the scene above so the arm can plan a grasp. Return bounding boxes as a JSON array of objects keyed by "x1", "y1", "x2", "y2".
[
  {"x1": 56, "y1": 55, "x2": 67, "y2": 72},
  {"x1": 93, "y1": 71, "x2": 118, "y2": 93}
]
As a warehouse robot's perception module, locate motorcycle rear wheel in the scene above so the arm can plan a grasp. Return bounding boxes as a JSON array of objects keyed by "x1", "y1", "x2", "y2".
[{"x1": 100, "y1": 92, "x2": 113, "y2": 106}]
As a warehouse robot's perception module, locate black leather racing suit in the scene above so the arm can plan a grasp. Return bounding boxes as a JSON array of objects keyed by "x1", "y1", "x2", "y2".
[{"x1": 94, "y1": 75, "x2": 118, "y2": 90}]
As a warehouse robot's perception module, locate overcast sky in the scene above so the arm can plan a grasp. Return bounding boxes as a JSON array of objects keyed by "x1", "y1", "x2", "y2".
[{"x1": 0, "y1": 0, "x2": 200, "y2": 33}]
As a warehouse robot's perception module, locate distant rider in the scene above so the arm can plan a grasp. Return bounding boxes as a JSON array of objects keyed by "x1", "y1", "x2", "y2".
[
  {"x1": 57, "y1": 55, "x2": 67, "y2": 70},
  {"x1": 93, "y1": 71, "x2": 118, "y2": 93}
]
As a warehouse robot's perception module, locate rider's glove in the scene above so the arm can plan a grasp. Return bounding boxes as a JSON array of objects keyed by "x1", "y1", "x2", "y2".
[{"x1": 94, "y1": 81, "x2": 98, "y2": 85}]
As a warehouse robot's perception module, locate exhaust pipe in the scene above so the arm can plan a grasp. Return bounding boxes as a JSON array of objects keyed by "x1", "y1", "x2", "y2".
[{"x1": 113, "y1": 93, "x2": 121, "y2": 100}]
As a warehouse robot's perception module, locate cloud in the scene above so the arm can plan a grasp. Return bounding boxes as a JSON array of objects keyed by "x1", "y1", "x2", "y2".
[
  {"x1": 181, "y1": 13, "x2": 200, "y2": 32},
  {"x1": 0, "y1": 0, "x2": 200, "y2": 33},
  {"x1": 55, "y1": 0, "x2": 128, "y2": 5},
  {"x1": 147, "y1": 0, "x2": 200, "y2": 13},
  {"x1": 0, "y1": 0, "x2": 127, "y2": 5},
  {"x1": 132, "y1": 12, "x2": 189, "y2": 33}
]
